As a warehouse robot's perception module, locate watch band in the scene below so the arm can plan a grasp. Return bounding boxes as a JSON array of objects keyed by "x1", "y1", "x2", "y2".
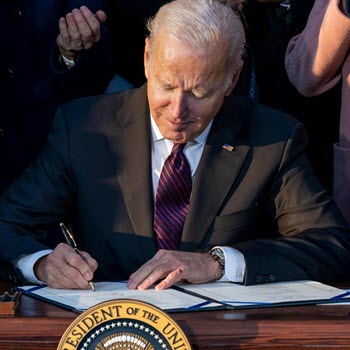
[{"x1": 209, "y1": 247, "x2": 225, "y2": 279}]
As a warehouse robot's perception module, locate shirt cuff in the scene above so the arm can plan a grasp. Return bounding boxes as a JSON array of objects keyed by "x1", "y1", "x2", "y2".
[
  {"x1": 215, "y1": 246, "x2": 245, "y2": 283},
  {"x1": 61, "y1": 54, "x2": 75, "y2": 69},
  {"x1": 16, "y1": 250, "x2": 53, "y2": 284}
]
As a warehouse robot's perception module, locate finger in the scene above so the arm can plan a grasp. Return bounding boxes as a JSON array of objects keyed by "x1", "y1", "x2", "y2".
[
  {"x1": 44, "y1": 256, "x2": 84, "y2": 289},
  {"x1": 128, "y1": 261, "x2": 167, "y2": 290},
  {"x1": 53, "y1": 243, "x2": 94, "y2": 287},
  {"x1": 63, "y1": 248, "x2": 94, "y2": 283},
  {"x1": 136, "y1": 266, "x2": 167, "y2": 290},
  {"x1": 127, "y1": 252, "x2": 159, "y2": 289},
  {"x1": 95, "y1": 10, "x2": 107, "y2": 23},
  {"x1": 80, "y1": 6, "x2": 102, "y2": 42},
  {"x1": 128, "y1": 250, "x2": 176, "y2": 289},
  {"x1": 57, "y1": 17, "x2": 71, "y2": 47},
  {"x1": 77, "y1": 250, "x2": 98, "y2": 273},
  {"x1": 129, "y1": 260, "x2": 175, "y2": 291},
  {"x1": 39, "y1": 248, "x2": 87, "y2": 289},
  {"x1": 66, "y1": 12, "x2": 82, "y2": 45},
  {"x1": 155, "y1": 267, "x2": 184, "y2": 290},
  {"x1": 72, "y1": 9, "x2": 91, "y2": 44},
  {"x1": 128, "y1": 263, "x2": 155, "y2": 289}
]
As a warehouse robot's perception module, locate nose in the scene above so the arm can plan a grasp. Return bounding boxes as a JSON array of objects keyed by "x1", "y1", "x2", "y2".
[{"x1": 170, "y1": 91, "x2": 188, "y2": 120}]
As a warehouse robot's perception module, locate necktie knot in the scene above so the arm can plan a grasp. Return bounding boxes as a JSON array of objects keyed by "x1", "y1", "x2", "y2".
[{"x1": 171, "y1": 143, "x2": 186, "y2": 155}]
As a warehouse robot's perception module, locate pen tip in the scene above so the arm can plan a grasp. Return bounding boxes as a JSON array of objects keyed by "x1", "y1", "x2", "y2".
[{"x1": 90, "y1": 281, "x2": 96, "y2": 291}]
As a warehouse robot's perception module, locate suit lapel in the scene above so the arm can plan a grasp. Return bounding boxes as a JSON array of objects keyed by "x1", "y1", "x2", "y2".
[
  {"x1": 105, "y1": 85, "x2": 154, "y2": 239},
  {"x1": 181, "y1": 97, "x2": 251, "y2": 248}
]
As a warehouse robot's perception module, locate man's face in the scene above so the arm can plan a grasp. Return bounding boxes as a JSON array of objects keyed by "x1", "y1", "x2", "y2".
[{"x1": 144, "y1": 33, "x2": 239, "y2": 143}]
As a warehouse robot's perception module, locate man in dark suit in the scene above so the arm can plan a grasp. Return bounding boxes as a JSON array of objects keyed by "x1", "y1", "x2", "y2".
[
  {"x1": 0, "y1": 0, "x2": 349, "y2": 290},
  {"x1": 244, "y1": 0, "x2": 341, "y2": 192}
]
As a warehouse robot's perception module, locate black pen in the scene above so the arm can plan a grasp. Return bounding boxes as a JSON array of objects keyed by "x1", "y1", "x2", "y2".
[{"x1": 59, "y1": 222, "x2": 96, "y2": 291}]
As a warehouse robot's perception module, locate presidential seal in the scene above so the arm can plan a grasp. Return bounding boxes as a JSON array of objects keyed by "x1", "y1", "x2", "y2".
[{"x1": 57, "y1": 299, "x2": 191, "y2": 350}]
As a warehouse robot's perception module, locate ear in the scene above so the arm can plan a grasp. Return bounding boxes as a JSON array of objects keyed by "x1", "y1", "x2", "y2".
[
  {"x1": 224, "y1": 60, "x2": 243, "y2": 96},
  {"x1": 144, "y1": 37, "x2": 151, "y2": 80}
]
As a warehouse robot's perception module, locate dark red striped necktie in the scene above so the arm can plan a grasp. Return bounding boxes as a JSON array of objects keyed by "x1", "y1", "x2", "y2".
[{"x1": 154, "y1": 143, "x2": 192, "y2": 250}]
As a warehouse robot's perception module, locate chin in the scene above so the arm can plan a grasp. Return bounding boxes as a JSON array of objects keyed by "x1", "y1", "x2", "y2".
[{"x1": 165, "y1": 131, "x2": 189, "y2": 143}]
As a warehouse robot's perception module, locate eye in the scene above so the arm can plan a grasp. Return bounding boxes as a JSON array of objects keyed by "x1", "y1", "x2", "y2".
[
  {"x1": 192, "y1": 91, "x2": 210, "y2": 99},
  {"x1": 162, "y1": 85, "x2": 174, "y2": 92}
]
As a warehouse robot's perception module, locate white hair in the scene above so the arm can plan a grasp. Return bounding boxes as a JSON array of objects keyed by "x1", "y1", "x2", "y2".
[{"x1": 146, "y1": 0, "x2": 245, "y2": 89}]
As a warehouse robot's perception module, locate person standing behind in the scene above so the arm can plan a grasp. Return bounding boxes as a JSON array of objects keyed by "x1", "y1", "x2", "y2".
[
  {"x1": 0, "y1": 1, "x2": 115, "y2": 194},
  {"x1": 285, "y1": 0, "x2": 350, "y2": 225},
  {"x1": 244, "y1": 0, "x2": 341, "y2": 192}
]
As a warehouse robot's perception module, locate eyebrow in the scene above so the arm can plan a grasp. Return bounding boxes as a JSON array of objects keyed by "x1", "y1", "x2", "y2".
[
  {"x1": 159, "y1": 79, "x2": 212, "y2": 97},
  {"x1": 192, "y1": 88, "x2": 212, "y2": 97}
]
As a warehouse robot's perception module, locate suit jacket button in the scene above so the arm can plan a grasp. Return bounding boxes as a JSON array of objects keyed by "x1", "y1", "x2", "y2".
[
  {"x1": 255, "y1": 275, "x2": 262, "y2": 283},
  {"x1": 10, "y1": 8, "x2": 22, "y2": 23},
  {"x1": 7, "y1": 68, "x2": 14, "y2": 80},
  {"x1": 0, "y1": 67, "x2": 14, "y2": 81},
  {"x1": 268, "y1": 274, "x2": 275, "y2": 282}
]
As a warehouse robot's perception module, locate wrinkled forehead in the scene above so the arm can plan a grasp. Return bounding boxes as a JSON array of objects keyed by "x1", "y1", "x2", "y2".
[{"x1": 149, "y1": 44, "x2": 228, "y2": 94}]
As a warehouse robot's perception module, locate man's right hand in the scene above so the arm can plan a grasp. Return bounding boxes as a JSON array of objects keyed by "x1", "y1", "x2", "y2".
[
  {"x1": 57, "y1": 6, "x2": 107, "y2": 61},
  {"x1": 34, "y1": 243, "x2": 98, "y2": 289}
]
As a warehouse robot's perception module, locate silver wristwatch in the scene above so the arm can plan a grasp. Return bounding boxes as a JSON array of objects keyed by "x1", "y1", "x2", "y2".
[{"x1": 209, "y1": 247, "x2": 225, "y2": 279}]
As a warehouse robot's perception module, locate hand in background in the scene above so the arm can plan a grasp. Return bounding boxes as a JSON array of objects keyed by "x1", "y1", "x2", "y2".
[
  {"x1": 34, "y1": 243, "x2": 98, "y2": 289},
  {"x1": 127, "y1": 250, "x2": 222, "y2": 291},
  {"x1": 57, "y1": 6, "x2": 107, "y2": 61}
]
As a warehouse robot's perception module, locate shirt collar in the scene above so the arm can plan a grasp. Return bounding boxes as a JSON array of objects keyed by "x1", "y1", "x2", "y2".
[{"x1": 150, "y1": 114, "x2": 212, "y2": 146}]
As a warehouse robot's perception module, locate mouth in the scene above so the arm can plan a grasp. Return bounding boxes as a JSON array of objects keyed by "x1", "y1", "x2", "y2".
[{"x1": 167, "y1": 119, "x2": 193, "y2": 130}]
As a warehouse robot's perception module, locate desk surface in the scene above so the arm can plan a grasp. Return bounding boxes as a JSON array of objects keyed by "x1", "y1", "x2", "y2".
[{"x1": 1, "y1": 284, "x2": 350, "y2": 350}]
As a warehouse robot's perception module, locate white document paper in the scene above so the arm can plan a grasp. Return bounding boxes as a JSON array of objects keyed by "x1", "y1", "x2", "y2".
[
  {"x1": 178, "y1": 280, "x2": 350, "y2": 307},
  {"x1": 18, "y1": 281, "x2": 221, "y2": 312},
  {"x1": 18, "y1": 280, "x2": 350, "y2": 313}
]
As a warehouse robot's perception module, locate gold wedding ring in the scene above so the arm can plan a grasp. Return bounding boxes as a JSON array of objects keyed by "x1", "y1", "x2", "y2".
[{"x1": 73, "y1": 39, "x2": 83, "y2": 47}]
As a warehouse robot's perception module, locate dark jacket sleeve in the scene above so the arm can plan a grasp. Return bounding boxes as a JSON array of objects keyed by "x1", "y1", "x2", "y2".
[{"x1": 0, "y1": 107, "x2": 76, "y2": 261}]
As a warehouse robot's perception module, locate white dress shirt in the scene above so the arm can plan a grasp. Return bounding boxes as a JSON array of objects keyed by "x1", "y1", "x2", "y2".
[
  {"x1": 61, "y1": 54, "x2": 75, "y2": 69},
  {"x1": 18, "y1": 115, "x2": 246, "y2": 284}
]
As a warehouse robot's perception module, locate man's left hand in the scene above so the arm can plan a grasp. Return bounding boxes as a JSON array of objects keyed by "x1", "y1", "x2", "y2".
[{"x1": 127, "y1": 250, "x2": 222, "y2": 290}]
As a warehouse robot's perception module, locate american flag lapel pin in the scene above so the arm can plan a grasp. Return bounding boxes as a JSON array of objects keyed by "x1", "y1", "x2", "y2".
[{"x1": 223, "y1": 144, "x2": 235, "y2": 152}]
